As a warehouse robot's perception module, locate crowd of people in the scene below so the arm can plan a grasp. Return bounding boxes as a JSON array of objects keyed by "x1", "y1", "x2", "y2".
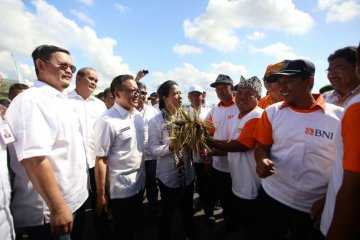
[{"x1": 0, "y1": 42, "x2": 359, "y2": 240}]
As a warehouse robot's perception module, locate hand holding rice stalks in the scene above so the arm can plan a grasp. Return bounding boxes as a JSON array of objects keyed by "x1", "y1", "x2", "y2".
[{"x1": 164, "y1": 108, "x2": 212, "y2": 154}]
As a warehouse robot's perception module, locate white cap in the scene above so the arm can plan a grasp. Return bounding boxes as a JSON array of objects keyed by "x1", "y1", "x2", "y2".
[{"x1": 188, "y1": 85, "x2": 204, "y2": 94}]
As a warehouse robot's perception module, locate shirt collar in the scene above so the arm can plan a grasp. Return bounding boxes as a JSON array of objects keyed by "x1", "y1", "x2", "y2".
[
  {"x1": 218, "y1": 98, "x2": 235, "y2": 107},
  {"x1": 114, "y1": 102, "x2": 137, "y2": 117},
  {"x1": 279, "y1": 94, "x2": 326, "y2": 112},
  {"x1": 34, "y1": 80, "x2": 68, "y2": 98},
  {"x1": 68, "y1": 89, "x2": 96, "y2": 101}
]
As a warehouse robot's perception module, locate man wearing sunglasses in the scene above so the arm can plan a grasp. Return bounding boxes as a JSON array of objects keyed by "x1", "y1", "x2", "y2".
[{"x1": 5, "y1": 45, "x2": 88, "y2": 239}]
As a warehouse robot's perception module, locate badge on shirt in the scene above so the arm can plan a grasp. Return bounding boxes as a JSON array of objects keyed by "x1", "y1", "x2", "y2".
[{"x1": 0, "y1": 123, "x2": 15, "y2": 144}]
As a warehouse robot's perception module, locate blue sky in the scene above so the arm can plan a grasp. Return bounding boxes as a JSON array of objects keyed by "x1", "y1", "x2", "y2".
[{"x1": 0, "y1": 0, "x2": 359, "y2": 104}]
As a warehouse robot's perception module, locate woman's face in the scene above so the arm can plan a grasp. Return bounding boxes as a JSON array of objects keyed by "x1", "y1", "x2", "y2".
[{"x1": 163, "y1": 84, "x2": 182, "y2": 111}]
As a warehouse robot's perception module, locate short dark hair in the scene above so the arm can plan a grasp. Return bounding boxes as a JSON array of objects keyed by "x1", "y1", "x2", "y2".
[
  {"x1": 137, "y1": 81, "x2": 147, "y2": 90},
  {"x1": 8, "y1": 83, "x2": 29, "y2": 100},
  {"x1": 110, "y1": 74, "x2": 134, "y2": 97},
  {"x1": 32, "y1": 45, "x2": 70, "y2": 77},
  {"x1": 328, "y1": 46, "x2": 357, "y2": 65},
  {"x1": 158, "y1": 80, "x2": 178, "y2": 110},
  {"x1": 76, "y1": 67, "x2": 95, "y2": 78},
  {"x1": 103, "y1": 87, "x2": 112, "y2": 97}
]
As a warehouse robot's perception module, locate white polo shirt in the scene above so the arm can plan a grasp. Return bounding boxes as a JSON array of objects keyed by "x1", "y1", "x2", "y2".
[
  {"x1": 0, "y1": 120, "x2": 15, "y2": 240},
  {"x1": 188, "y1": 106, "x2": 211, "y2": 163},
  {"x1": 139, "y1": 104, "x2": 159, "y2": 161},
  {"x1": 253, "y1": 96, "x2": 343, "y2": 213},
  {"x1": 68, "y1": 90, "x2": 107, "y2": 169},
  {"x1": 148, "y1": 112, "x2": 195, "y2": 188},
  {"x1": 225, "y1": 107, "x2": 263, "y2": 199},
  {"x1": 94, "y1": 103, "x2": 144, "y2": 199},
  {"x1": 206, "y1": 101, "x2": 238, "y2": 172},
  {"x1": 320, "y1": 94, "x2": 360, "y2": 235},
  {"x1": 5, "y1": 81, "x2": 89, "y2": 227}
]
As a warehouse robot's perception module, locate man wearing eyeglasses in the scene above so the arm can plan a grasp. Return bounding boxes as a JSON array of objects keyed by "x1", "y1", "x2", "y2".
[
  {"x1": 323, "y1": 46, "x2": 360, "y2": 107},
  {"x1": 68, "y1": 67, "x2": 107, "y2": 238},
  {"x1": 5, "y1": 45, "x2": 88, "y2": 239},
  {"x1": 94, "y1": 74, "x2": 145, "y2": 240}
]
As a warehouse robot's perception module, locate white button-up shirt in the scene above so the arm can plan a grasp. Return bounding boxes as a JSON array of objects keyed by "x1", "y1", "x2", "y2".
[
  {"x1": 5, "y1": 81, "x2": 89, "y2": 227},
  {"x1": 0, "y1": 120, "x2": 15, "y2": 239},
  {"x1": 139, "y1": 104, "x2": 159, "y2": 161},
  {"x1": 68, "y1": 90, "x2": 107, "y2": 169},
  {"x1": 94, "y1": 103, "x2": 145, "y2": 199},
  {"x1": 148, "y1": 112, "x2": 195, "y2": 188}
]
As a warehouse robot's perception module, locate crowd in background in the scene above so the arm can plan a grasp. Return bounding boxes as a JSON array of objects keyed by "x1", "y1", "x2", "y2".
[{"x1": 0, "y1": 42, "x2": 359, "y2": 240}]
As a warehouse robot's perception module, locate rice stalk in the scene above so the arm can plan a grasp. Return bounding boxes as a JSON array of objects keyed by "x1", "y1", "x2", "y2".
[{"x1": 164, "y1": 108, "x2": 212, "y2": 154}]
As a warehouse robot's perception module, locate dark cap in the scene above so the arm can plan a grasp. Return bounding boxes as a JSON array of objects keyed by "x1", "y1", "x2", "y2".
[
  {"x1": 274, "y1": 59, "x2": 315, "y2": 77},
  {"x1": 147, "y1": 92, "x2": 157, "y2": 100},
  {"x1": 210, "y1": 74, "x2": 233, "y2": 88}
]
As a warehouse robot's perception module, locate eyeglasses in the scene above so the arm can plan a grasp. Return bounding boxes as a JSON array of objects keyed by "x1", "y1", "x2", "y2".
[
  {"x1": 42, "y1": 59, "x2": 77, "y2": 73},
  {"x1": 325, "y1": 64, "x2": 354, "y2": 73},
  {"x1": 122, "y1": 88, "x2": 140, "y2": 96},
  {"x1": 139, "y1": 91, "x2": 147, "y2": 96}
]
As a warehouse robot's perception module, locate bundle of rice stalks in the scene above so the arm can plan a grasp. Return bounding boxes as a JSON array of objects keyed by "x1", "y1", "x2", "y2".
[{"x1": 164, "y1": 108, "x2": 212, "y2": 155}]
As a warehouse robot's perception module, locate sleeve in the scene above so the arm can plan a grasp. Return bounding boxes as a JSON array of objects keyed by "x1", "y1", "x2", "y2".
[
  {"x1": 206, "y1": 110, "x2": 215, "y2": 136},
  {"x1": 252, "y1": 111, "x2": 273, "y2": 145},
  {"x1": 94, "y1": 117, "x2": 114, "y2": 157},
  {"x1": 342, "y1": 103, "x2": 360, "y2": 173},
  {"x1": 5, "y1": 96, "x2": 56, "y2": 161},
  {"x1": 236, "y1": 118, "x2": 260, "y2": 149},
  {"x1": 148, "y1": 116, "x2": 172, "y2": 157}
]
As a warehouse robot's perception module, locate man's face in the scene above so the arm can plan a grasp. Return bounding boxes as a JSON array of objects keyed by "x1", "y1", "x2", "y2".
[
  {"x1": 215, "y1": 83, "x2": 233, "y2": 102},
  {"x1": 38, "y1": 51, "x2": 74, "y2": 91},
  {"x1": 279, "y1": 75, "x2": 310, "y2": 107},
  {"x1": 104, "y1": 91, "x2": 115, "y2": 109},
  {"x1": 235, "y1": 87, "x2": 258, "y2": 114},
  {"x1": 76, "y1": 69, "x2": 98, "y2": 97},
  {"x1": 137, "y1": 86, "x2": 147, "y2": 109},
  {"x1": 327, "y1": 57, "x2": 357, "y2": 94},
  {"x1": 188, "y1": 91, "x2": 204, "y2": 108},
  {"x1": 150, "y1": 97, "x2": 158, "y2": 106},
  {"x1": 115, "y1": 79, "x2": 139, "y2": 111}
]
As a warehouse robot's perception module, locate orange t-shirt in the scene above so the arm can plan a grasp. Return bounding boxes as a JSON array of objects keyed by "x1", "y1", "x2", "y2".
[
  {"x1": 236, "y1": 118, "x2": 259, "y2": 149},
  {"x1": 342, "y1": 102, "x2": 360, "y2": 173}
]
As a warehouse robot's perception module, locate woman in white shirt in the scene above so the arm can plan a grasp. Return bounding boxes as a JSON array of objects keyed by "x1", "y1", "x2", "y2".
[{"x1": 148, "y1": 80, "x2": 195, "y2": 240}]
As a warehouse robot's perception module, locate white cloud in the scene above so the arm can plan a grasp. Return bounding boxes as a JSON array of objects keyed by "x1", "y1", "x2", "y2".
[
  {"x1": 246, "y1": 31, "x2": 266, "y2": 41},
  {"x1": 76, "y1": 0, "x2": 94, "y2": 6},
  {"x1": 249, "y1": 42, "x2": 297, "y2": 61},
  {"x1": 184, "y1": 0, "x2": 314, "y2": 51},
  {"x1": 0, "y1": 0, "x2": 130, "y2": 89},
  {"x1": 318, "y1": 0, "x2": 338, "y2": 9},
  {"x1": 150, "y1": 62, "x2": 248, "y2": 105},
  {"x1": 70, "y1": 9, "x2": 95, "y2": 26},
  {"x1": 115, "y1": 3, "x2": 129, "y2": 13},
  {"x1": 172, "y1": 44, "x2": 203, "y2": 56},
  {"x1": 325, "y1": 1, "x2": 360, "y2": 22}
]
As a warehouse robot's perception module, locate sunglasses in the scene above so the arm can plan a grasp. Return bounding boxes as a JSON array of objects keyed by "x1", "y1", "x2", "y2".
[{"x1": 43, "y1": 59, "x2": 77, "y2": 73}]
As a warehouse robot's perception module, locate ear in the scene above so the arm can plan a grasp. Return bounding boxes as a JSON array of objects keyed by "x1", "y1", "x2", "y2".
[
  {"x1": 114, "y1": 90, "x2": 121, "y2": 99},
  {"x1": 36, "y1": 59, "x2": 46, "y2": 72},
  {"x1": 307, "y1": 76, "x2": 314, "y2": 90}
]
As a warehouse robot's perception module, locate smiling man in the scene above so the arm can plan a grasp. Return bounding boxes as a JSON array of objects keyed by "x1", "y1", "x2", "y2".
[
  {"x1": 323, "y1": 46, "x2": 360, "y2": 107},
  {"x1": 253, "y1": 59, "x2": 343, "y2": 240},
  {"x1": 94, "y1": 74, "x2": 145, "y2": 240},
  {"x1": 5, "y1": 45, "x2": 88, "y2": 239},
  {"x1": 68, "y1": 67, "x2": 107, "y2": 238}
]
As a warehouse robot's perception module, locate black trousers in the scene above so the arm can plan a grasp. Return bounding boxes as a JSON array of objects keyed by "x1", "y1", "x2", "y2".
[
  {"x1": 157, "y1": 179, "x2": 195, "y2": 240},
  {"x1": 210, "y1": 167, "x2": 238, "y2": 230},
  {"x1": 110, "y1": 190, "x2": 144, "y2": 240},
  {"x1": 194, "y1": 163, "x2": 213, "y2": 217},
  {"x1": 256, "y1": 187, "x2": 324, "y2": 240}
]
